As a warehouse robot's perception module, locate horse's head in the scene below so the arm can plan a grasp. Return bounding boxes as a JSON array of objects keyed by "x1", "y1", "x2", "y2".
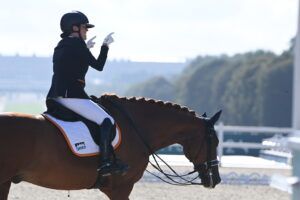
[{"x1": 182, "y1": 110, "x2": 222, "y2": 188}]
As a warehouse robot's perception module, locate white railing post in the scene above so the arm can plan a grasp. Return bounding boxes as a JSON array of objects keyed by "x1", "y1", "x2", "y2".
[
  {"x1": 289, "y1": 132, "x2": 300, "y2": 200},
  {"x1": 217, "y1": 122, "x2": 224, "y2": 165}
]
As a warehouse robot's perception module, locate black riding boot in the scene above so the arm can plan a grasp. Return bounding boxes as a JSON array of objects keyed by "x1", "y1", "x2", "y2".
[{"x1": 97, "y1": 118, "x2": 129, "y2": 177}]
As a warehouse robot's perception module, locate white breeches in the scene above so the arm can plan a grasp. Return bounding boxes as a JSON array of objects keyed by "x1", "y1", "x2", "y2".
[{"x1": 54, "y1": 98, "x2": 114, "y2": 125}]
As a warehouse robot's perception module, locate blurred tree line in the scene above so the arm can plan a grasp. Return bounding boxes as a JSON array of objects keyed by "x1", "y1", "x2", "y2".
[{"x1": 126, "y1": 40, "x2": 294, "y2": 127}]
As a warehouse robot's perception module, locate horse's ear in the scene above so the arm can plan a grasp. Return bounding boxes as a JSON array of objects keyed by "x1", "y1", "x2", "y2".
[
  {"x1": 202, "y1": 112, "x2": 207, "y2": 118},
  {"x1": 209, "y1": 110, "x2": 222, "y2": 125}
]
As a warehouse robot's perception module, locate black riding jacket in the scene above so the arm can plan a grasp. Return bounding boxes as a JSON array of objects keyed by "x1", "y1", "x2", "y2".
[{"x1": 46, "y1": 37, "x2": 109, "y2": 99}]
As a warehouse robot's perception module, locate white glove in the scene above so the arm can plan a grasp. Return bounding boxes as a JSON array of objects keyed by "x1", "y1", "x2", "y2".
[
  {"x1": 103, "y1": 32, "x2": 114, "y2": 46},
  {"x1": 86, "y1": 36, "x2": 96, "y2": 49}
]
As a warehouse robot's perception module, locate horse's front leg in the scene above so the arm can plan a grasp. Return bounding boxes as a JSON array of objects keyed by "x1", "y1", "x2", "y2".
[
  {"x1": 100, "y1": 182, "x2": 134, "y2": 200},
  {"x1": 0, "y1": 181, "x2": 11, "y2": 200}
]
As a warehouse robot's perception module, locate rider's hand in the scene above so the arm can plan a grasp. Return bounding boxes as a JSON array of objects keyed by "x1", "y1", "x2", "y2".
[
  {"x1": 103, "y1": 32, "x2": 114, "y2": 46},
  {"x1": 86, "y1": 36, "x2": 96, "y2": 49}
]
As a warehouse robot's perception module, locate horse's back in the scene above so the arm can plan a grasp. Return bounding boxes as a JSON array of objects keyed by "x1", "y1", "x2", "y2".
[
  {"x1": 0, "y1": 112, "x2": 44, "y2": 147},
  {"x1": 0, "y1": 112, "x2": 99, "y2": 189},
  {"x1": 0, "y1": 113, "x2": 43, "y2": 183},
  {"x1": 0, "y1": 112, "x2": 46, "y2": 151}
]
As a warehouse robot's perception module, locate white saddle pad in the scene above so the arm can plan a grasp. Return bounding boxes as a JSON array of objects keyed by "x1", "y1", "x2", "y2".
[{"x1": 43, "y1": 114, "x2": 121, "y2": 157}]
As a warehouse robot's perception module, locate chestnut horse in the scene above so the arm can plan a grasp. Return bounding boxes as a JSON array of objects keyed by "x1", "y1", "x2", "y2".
[{"x1": 0, "y1": 94, "x2": 221, "y2": 200}]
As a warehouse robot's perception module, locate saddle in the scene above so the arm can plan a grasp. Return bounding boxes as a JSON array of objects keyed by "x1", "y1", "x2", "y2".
[{"x1": 44, "y1": 98, "x2": 116, "y2": 146}]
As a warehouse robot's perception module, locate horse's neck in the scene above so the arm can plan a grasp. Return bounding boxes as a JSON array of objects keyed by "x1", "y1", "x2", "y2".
[
  {"x1": 136, "y1": 107, "x2": 199, "y2": 152},
  {"x1": 103, "y1": 97, "x2": 199, "y2": 152}
]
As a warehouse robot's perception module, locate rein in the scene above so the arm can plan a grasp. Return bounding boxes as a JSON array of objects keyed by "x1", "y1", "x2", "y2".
[{"x1": 102, "y1": 97, "x2": 215, "y2": 186}]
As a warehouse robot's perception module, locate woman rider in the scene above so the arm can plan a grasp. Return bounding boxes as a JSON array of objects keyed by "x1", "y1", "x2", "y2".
[{"x1": 46, "y1": 11, "x2": 128, "y2": 177}]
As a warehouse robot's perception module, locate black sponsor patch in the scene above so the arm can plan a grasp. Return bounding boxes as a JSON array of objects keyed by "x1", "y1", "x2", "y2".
[{"x1": 75, "y1": 142, "x2": 86, "y2": 151}]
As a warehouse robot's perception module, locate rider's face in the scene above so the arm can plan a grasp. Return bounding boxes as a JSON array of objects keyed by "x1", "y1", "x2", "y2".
[{"x1": 79, "y1": 24, "x2": 88, "y2": 40}]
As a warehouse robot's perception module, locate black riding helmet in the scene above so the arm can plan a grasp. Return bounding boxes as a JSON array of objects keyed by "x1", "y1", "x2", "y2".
[{"x1": 60, "y1": 11, "x2": 94, "y2": 38}]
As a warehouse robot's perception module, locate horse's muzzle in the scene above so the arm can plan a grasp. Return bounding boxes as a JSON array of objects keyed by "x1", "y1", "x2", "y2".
[{"x1": 199, "y1": 166, "x2": 221, "y2": 188}]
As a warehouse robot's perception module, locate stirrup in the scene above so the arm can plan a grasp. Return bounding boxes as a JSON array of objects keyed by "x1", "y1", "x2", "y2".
[
  {"x1": 97, "y1": 161, "x2": 129, "y2": 177},
  {"x1": 112, "y1": 161, "x2": 129, "y2": 176},
  {"x1": 97, "y1": 162, "x2": 113, "y2": 177}
]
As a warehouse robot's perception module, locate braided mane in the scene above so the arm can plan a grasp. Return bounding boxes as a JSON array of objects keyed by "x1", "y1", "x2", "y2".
[{"x1": 100, "y1": 94, "x2": 197, "y2": 117}]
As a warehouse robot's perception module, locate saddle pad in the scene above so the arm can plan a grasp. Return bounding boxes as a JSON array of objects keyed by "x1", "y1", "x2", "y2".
[{"x1": 43, "y1": 114, "x2": 122, "y2": 157}]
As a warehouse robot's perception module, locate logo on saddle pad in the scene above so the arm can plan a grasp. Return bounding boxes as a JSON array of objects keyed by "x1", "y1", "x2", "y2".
[
  {"x1": 75, "y1": 142, "x2": 86, "y2": 151},
  {"x1": 43, "y1": 114, "x2": 122, "y2": 157}
]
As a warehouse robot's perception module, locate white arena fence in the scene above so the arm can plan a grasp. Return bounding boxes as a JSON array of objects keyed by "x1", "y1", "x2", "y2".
[
  {"x1": 160, "y1": 123, "x2": 294, "y2": 160},
  {"x1": 214, "y1": 123, "x2": 300, "y2": 198},
  {"x1": 215, "y1": 122, "x2": 294, "y2": 162}
]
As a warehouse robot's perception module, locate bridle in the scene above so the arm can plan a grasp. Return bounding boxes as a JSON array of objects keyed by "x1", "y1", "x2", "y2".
[
  {"x1": 193, "y1": 121, "x2": 220, "y2": 187},
  {"x1": 101, "y1": 97, "x2": 220, "y2": 186},
  {"x1": 145, "y1": 119, "x2": 220, "y2": 186}
]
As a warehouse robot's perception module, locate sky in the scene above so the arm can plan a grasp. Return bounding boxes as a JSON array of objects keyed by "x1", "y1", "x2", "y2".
[{"x1": 0, "y1": 0, "x2": 298, "y2": 62}]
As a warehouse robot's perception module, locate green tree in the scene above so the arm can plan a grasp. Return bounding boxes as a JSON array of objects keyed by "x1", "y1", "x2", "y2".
[
  {"x1": 126, "y1": 45, "x2": 294, "y2": 126},
  {"x1": 125, "y1": 76, "x2": 175, "y2": 101}
]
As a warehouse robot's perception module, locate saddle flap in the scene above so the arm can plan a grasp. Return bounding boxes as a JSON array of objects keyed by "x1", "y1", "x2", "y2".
[{"x1": 43, "y1": 113, "x2": 122, "y2": 157}]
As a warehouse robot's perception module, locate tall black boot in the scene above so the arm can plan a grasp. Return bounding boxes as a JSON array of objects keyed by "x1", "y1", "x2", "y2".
[{"x1": 97, "y1": 118, "x2": 129, "y2": 177}]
